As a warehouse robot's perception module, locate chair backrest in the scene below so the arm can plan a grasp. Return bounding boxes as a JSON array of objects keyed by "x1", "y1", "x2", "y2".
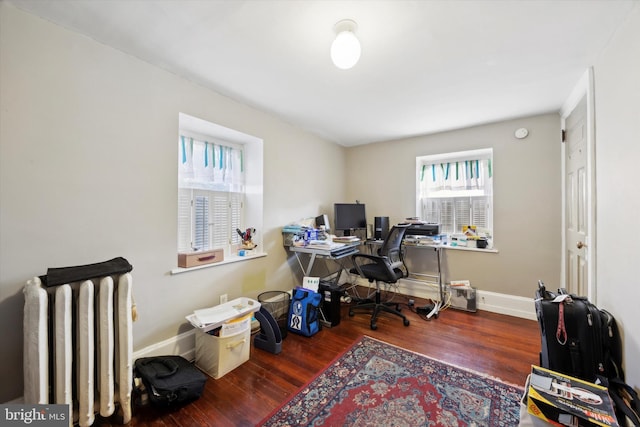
[{"x1": 379, "y1": 225, "x2": 409, "y2": 269}]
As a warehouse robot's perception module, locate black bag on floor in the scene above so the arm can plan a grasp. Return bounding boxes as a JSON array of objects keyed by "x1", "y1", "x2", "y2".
[
  {"x1": 134, "y1": 355, "x2": 207, "y2": 407},
  {"x1": 608, "y1": 377, "x2": 640, "y2": 426},
  {"x1": 534, "y1": 280, "x2": 624, "y2": 383}
]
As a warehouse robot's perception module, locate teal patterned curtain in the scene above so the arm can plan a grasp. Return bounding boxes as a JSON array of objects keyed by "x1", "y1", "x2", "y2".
[{"x1": 178, "y1": 135, "x2": 244, "y2": 192}]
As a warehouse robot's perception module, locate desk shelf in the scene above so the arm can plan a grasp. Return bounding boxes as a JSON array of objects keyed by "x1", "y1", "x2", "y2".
[{"x1": 288, "y1": 242, "x2": 360, "y2": 285}]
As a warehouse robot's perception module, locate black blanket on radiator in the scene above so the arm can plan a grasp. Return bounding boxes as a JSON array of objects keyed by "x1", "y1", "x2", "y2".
[{"x1": 40, "y1": 257, "x2": 133, "y2": 287}]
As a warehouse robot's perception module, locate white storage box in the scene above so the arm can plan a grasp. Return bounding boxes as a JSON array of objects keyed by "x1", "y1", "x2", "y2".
[
  {"x1": 195, "y1": 323, "x2": 250, "y2": 379},
  {"x1": 186, "y1": 297, "x2": 260, "y2": 379}
]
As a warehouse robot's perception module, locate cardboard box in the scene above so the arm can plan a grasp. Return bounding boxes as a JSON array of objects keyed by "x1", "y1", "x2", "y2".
[
  {"x1": 445, "y1": 284, "x2": 477, "y2": 312},
  {"x1": 526, "y1": 365, "x2": 619, "y2": 427},
  {"x1": 178, "y1": 249, "x2": 224, "y2": 268}
]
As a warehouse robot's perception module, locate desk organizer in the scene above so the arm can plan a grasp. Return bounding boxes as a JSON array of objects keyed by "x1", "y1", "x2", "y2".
[{"x1": 178, "y1": 249, "x2": 224, "y2": 268}]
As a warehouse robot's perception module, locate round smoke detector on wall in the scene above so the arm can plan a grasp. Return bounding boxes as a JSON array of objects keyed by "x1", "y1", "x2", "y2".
[{"x1": 514, "y1": 128, "x2": 529, "y2": 139}]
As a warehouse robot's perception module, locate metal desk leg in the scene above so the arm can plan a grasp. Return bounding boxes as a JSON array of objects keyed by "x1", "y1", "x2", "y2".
[
  {"x1": 437, "y1": 247, "x2": 443, "y2": 303},
  {"x1": 294, "y1": 252, "x2": 317, "y2": 277},
  {"x1": 421, "y1": 246, "x2": 443, "y2": 318}
]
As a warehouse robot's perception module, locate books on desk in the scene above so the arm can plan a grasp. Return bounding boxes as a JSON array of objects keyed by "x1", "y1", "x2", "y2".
[
  {"x1": 302, "y1": 240, "x2": 359, "y2": 257},
  {"x1": 332, "y1": 236, "x2": 360, "y2": 243},
  {"x1": 404, "y1": 236, "x2": 439, "y2": 246},
  {"x1": 305, "y1": 240, "x2": 346, "y2": 250}
]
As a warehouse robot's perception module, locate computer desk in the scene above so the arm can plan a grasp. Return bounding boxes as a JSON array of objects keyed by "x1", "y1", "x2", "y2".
[
  {"x1": 288, "y1": 242, "x2": 360, "y2": 285},
  {"x1": 365, "y1": 239, "x2": 445, "y2": 317},
  {"x1": 290, "y1": 241, "x2": 446, "y2": 316}
]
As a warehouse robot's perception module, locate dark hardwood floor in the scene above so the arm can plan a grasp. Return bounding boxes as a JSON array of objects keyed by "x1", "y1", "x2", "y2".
[{"x1": 105, "y1": 291, "x2": 541, "y2": 426}]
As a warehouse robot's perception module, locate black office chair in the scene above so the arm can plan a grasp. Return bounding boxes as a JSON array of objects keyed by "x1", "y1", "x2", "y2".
[{"x1": 349, "y1": 224, "x2": 410, "y2": 330}]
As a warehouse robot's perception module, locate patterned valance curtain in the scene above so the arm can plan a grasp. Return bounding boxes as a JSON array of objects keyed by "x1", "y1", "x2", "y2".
[
  {"x1": 420, "y1": 158, "x2": 492, "y2": 195},
  {"x1": 178, "y1": 135, "x2": 244, "y2": 192}
]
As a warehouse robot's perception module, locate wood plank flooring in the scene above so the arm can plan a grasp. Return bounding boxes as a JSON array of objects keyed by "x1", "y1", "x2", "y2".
[{"x1": 103, "y1": 292, "x2": 541, "y2": 426}]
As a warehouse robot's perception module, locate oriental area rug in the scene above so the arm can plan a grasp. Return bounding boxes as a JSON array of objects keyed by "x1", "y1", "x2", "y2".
[{"x1": 260, "y1": 336, "x2": 523, "y2": 426}]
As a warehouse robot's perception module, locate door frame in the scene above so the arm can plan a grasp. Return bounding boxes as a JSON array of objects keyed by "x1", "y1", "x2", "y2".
[{"x1": 560, "y1": 67, "x2": 597, "y2": 302}]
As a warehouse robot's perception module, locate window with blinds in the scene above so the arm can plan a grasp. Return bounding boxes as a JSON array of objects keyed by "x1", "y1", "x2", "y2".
[
  {"x1": 178, "y1": 134, "x2": 245, "y2": 255},
  {"x1": 417, "y1": 149, "x2": 493, "y2": 236}
]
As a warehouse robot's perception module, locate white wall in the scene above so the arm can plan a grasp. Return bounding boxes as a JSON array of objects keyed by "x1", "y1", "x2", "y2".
[
  {"x1": 593, "y1": 4, "x2": 640, "y2": 390},
  {"x1": 0, "y1": 3, "x2": 346, "y2": 402},
  {"x1": 345, "y1": 114, "x2": 563, "y2": 298}
]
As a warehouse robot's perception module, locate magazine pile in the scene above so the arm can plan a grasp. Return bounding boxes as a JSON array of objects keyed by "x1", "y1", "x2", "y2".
[{"x1": 526, "y1": 365, "x2": 620, "y2": 427}]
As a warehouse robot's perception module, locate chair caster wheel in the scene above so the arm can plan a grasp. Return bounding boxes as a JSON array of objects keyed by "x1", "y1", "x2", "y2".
[
  {"x1": 349, "y1": 310, "x2": 354, "y2": 317},
  {"x1": 370, "y1": 322, "x2": 377, "y2": 330},
  {"x1": 403, "y1": 319, "x2": 410, "y2": 326}
]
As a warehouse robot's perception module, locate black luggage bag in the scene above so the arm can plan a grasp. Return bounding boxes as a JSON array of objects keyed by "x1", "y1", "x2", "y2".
[
  {"x1": 534, "y1": 281, "x2": 623, "y2": 383},
  {"x1": 134, "y1": 355, "x2": 207, "y2": 407}
]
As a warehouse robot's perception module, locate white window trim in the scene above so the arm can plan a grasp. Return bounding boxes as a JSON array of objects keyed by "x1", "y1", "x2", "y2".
[
  {"x1": 176, "y1": 113, "x2": 264, "y2": 272},
  {"x1": 415, "y1": 148, "x2": 495, "y2": 248},
  {"x1": 170, "y1": 252, "x2": 268, "y2": 275}
]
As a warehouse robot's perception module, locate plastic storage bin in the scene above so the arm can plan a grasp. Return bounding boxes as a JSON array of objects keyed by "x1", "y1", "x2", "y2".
[{"x1": 195, "y1": 321, "x2": 251, "y2": 379}]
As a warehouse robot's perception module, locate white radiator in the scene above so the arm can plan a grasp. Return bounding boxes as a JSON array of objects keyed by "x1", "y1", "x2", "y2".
[{"x1": 23, "y1": 274, "x2": 133, "y2": 427}]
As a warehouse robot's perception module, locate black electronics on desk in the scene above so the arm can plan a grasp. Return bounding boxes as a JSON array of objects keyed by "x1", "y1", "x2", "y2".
[
  {"x1": 374, "y1": 216, "x2": 389, "y2": 240},
  {"x1": 405, "y1": 223, "x2": 440, "y2": 236},
  {"x1": 315, "y1": 214, "x2": 330, "y2": 230},
  {"x1": 334, "y1": 203, "x2": 367, "y2": 237}
]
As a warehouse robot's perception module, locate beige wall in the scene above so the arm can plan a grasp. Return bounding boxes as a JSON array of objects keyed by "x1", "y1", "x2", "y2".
[
  {"x1": 345, "y1": 114, "x2": 562, "y2": 297},
  {"x1": 3, "y1": 0, "x2": 638, "y2": 402},
  {"x1": 0, "y1": 3, "x2": 345, "y2": 402},
  {"x1": 593, "y1": 4, "x2": 640, "y2": 390}
]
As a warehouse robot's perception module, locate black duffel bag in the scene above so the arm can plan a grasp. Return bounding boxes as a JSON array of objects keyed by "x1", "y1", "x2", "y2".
[{"x1": 134, "y1": 355, "x2": 207, "y2": 407}]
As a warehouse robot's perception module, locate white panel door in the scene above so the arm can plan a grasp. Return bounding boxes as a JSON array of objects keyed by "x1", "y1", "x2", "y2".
[{"x1": 565, "y1": 95, "x2": 588, "y2": 296}]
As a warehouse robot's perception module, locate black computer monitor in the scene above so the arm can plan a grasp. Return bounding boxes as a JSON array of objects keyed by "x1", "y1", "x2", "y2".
[{"x1": 334, "y1": 203, "x2": 366, "y2": 237}]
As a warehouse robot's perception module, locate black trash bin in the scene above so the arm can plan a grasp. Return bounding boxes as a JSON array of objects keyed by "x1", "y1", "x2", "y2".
[{"x1": 257, "y1": 291, "x2": 290, "y2": 338}]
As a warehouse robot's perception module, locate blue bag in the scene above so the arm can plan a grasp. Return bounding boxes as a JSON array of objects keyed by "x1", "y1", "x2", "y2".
[{"x1": 288, "y1": 288, "x2": 322, "y2": 337}]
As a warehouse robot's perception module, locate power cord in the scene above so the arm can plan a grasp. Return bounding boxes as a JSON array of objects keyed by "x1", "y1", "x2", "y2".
[{"x1": 403, "y1": 297, "x2": 439, "y2": 321}]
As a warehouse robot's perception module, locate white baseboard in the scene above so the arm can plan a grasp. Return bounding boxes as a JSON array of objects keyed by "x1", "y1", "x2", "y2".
[
  {"x1": 131, "y1": 281, "x2": 537, "y2": 361},
  {"x1": 351, "y1": 276, "x2": 537, "y2": 321},
  {"x1": 133, "y1": 329, "x2": 196, "y2": 362},
  {"x1": 476, "y1": 290, "x2": 537, "y2": 321}
]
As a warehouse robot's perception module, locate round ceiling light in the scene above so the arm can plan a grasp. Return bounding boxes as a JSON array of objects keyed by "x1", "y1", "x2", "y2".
[{"x1": 331, "y1": 19, "x2": 361, "y2": 70}]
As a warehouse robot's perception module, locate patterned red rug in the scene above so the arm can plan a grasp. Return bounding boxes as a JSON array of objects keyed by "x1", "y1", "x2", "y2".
[{"x1": 260, "y1": 335, "x2": 524, "y2": 426}]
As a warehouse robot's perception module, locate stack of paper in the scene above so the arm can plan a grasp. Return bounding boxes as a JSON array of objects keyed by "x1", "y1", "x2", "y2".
[
  {"x1": 332, "y1": 236, "x2": 360, "y2": 243},
  {"x1": 186, "y1": 297, "x2": 260, "y2": 333},
  {"x1": 306, "y1": 240, "x2": 345, "y2": 250}
]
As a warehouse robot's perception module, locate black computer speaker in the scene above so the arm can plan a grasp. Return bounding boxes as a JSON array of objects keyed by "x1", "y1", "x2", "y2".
[{"x1": 374, "y1": 216, "x2": 389, "y2": 240}]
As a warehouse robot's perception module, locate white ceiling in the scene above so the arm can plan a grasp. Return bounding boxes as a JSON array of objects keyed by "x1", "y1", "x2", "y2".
[{"x1": 9, "y1": 0, "x2": 637, "y2": 146}]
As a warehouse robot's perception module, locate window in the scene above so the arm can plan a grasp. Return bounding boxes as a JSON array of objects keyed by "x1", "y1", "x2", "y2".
[
  {"x1": 178, "y1": 113, "x2": 263, "y2": 262},
  {"x1": 416, "y1": 149, "x2": 493, "y2": 237}
]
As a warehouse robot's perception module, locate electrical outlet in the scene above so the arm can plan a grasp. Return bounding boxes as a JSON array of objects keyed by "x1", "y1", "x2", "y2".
[{"x1": 220, "y1": 294, "x2": 228, "y2": 304}]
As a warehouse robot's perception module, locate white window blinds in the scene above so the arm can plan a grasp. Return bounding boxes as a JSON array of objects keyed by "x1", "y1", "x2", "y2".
[{"x1": 178, "y1": 135, "x2": 245, "y2": 254}]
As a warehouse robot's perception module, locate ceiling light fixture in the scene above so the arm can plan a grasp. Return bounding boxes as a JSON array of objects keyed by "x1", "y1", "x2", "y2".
[{"x1": 331, "y1": 19, "x2": 361, "y2": 70}]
